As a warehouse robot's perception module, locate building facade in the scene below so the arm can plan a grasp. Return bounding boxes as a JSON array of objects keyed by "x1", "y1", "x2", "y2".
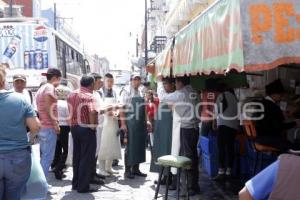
[
  {"x1": 165, "y1": 0, "x2": 216, "y2": 37},
  {"x1": 0, "y1": 1, "x2": 7, "y2": 17},
  {"x1": 87, "y1": 54, "x2": 110, "y2": 77}
]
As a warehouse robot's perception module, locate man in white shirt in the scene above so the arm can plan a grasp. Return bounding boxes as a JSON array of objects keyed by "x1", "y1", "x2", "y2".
[
  {"x1": 13, "y1": 74, "x2": 33, "y2": 105},
  {"x1": 90, "y1": 73, "x2": 106, "y2": 184},
  {"x1": 160, "y1": 76, "x2": 200, "y2": 195},
  {"x1": 52, "y1": 84, "x2": 71, "y2": 180}
]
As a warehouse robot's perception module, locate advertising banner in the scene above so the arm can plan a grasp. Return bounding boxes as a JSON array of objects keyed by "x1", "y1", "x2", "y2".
[
  {"x1": 0, "y1": 24, "x2": 52, "y2": 70},
  {"x1": 241, "y1": 0, "x2": 300, "y2": 71}
]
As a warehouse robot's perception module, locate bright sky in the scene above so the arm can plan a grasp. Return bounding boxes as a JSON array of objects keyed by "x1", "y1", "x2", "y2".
[{"x1": 42, "y1": 0, "x2": 145, "y2": 69}]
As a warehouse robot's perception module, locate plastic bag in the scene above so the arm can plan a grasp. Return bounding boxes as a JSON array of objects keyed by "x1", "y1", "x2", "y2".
[{"x1": 21, "y1": 145, "x2": 48, "y2": 200}]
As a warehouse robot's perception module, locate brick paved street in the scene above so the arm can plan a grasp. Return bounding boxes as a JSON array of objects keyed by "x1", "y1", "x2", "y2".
[{"x1": 47, "y1": 149, "x2": 240, "y2": 200}]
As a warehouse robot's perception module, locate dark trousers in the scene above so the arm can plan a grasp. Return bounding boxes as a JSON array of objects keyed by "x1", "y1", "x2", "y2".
[
  {"x1": 71, "y1": 126, "x2": 96, "y2": 192},
  {"x1": 91, "y1": 156, "x2": 98, "y2": 180},
  {"x1": 53, "y1": 126, "x2": 70, "y2": 172},
  {"x1": 217, "y1": 125, "x2": 237, "y2": 169},
  {"x1": 179, "y1": 127, "x2": 199, "y2": 189},
  {"x1": 124, "y1": 146, "x2": 140, "y2": 172}
]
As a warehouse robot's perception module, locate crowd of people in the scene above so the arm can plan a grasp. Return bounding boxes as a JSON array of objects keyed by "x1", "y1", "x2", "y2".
[{"x1": 1, "y1": 63, "x2": 300, "y2": 200}]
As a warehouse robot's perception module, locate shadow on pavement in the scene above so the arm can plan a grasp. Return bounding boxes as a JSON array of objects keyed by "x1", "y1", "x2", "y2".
[
  {"x1": 60, "y1": 191, "x2": 95, "y2": 200},
  {"x1": 117, "y1": 176, "x2": 150, "y2": 189}
]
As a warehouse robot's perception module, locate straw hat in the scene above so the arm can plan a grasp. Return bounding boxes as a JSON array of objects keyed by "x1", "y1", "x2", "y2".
[{"x1": 56, "y1": 85, "x2": 72, "y2": 100}]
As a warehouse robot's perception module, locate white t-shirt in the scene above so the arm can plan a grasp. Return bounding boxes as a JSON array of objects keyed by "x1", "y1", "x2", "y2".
[
  {"x1": 161, "y1": 85, "x2": 199, "y2": 128},
  {"x1": 119, "y1": 85, "x2": 143, "y2": 105},
  {"x1": 57, "y1": 100, "x2": 69, "y2": 126}
]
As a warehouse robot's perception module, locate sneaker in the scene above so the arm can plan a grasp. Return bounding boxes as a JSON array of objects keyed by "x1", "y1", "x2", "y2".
[
  {"x1": 54, "y1": 171, "x2": 66, "y2": 180},
  {"x1": 106, "y1": 168, "x2": 119, "y2": 175},
  {"x1": 99, "y1": 170, "x2": 110, "y2": 177},
  {"x1": 124, "y1": 171, "x2": 135, "y2": 179},
  {"x1": 78, "y1": 186, "x2": 99, "y2": 193},
  {"x1": 95, "y1": 173, "x2": 106, "y2": 179},
  {"x1": 47, "y1": 190, "x2": 58, "y2": 195},
  {"x1": 112, "y1": 160, "x2": 119, "y2": 167},
  {"x1": 90, "y1": 178, "x2": 105, "y2": 185},
  {"x1": 225, "y1": 168, "x2": 232, "y2": 176},
  {"x1": 132, "y1": 170, "x2": 147, "y2": 177}
]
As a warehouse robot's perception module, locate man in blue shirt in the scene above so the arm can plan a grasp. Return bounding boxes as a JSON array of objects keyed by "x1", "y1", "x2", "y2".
[
  {"x1": 239, "y1": 160, "x2": 279, "y2": 200},
  {"x1": 0, "y1": 66, "x2": 40, "y2": 200}
]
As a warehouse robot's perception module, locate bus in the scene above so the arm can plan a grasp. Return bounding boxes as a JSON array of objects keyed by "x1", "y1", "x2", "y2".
[{"x1": 0, "y1": 18, "x2": 90, "y2": 91}]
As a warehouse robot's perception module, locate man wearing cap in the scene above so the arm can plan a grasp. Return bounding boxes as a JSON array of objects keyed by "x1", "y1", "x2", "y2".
[
  {"x1": 255, "y1": 79, "x2": 300, "y2": 152},
  {"x1": 12, "y1": 74, "x2": 33, "y2": 105},
  {"x1": 36, "y1": 68, "x2": 62, "y2": 179},
  {"x1": 119, "y1": 73, "x2": 148, "y2": 179}
]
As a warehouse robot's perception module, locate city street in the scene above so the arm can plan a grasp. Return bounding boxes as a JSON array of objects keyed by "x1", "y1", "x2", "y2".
[{"x1": 47, "y1": 149, "x2": 239, "y2": 200}]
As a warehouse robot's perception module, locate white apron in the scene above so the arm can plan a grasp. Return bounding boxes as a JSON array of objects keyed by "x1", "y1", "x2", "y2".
[
  {"x1": 171, "y1": 109, "x2": 181, "y2": 174},
  {"x1": 98, "y1": 97, "x2": 122, "y2": 160},
  {"x1": 96, "y1": 114, "x2": 104, "y2": 157}
]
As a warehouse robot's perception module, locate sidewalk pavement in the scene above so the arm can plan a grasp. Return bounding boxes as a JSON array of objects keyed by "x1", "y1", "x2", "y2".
[{"x1": 47, "y1": 149, "x2": 240, "y2": 200}]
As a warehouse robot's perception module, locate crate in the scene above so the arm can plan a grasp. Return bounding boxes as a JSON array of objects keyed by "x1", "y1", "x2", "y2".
[
  {"x1": 233, "y1": 155, "x2": 250, "y2": 176},
  {"x1": 248, "y1": 155, "x2": 277, "y2": 175},
  {"x1": 198, "y1": 136, "x2": 218, "y2": 156},
  {"x1": 201, "y1": 153, "x2": 219, "y2": 177}
]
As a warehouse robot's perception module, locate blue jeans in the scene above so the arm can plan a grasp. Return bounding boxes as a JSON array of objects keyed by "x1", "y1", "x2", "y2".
[
  {"x1": 38, "y1": 128, "x2": 57, "y2": 178},
  {"x1": 0, "y1": 148, "x2": 31, "y2": 200}
]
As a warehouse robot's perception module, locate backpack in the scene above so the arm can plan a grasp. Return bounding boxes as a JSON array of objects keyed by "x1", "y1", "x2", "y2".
[{"x1": 28, "y1": 89, "x2": 33, "y2": 105}]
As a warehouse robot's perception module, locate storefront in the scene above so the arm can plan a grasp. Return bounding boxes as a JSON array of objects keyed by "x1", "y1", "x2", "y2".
[{"x1": 150, "y1": 0, "x2": 300, "y2": 178}]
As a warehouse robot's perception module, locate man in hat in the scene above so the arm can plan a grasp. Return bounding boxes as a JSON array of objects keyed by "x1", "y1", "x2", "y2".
[
  {"x1": 12, "y1": 74, "x2": 33, "y2": 105},
  {"x1": 255, "y1": 79, "x2": 300, "y2": 151},
  {"x1": 36, "y1": 68, "x2": 62, "y2": 179},
  {"x1": 51, "y1": 82, "x2": 71, "y2": 180},
  {"x1": 120, "y1": 73, "x2": 148, "y2": 179}
]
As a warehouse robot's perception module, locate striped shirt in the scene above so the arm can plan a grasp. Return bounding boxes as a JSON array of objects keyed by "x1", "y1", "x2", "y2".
[
  {"x1": 36, "y1": 83, "x2": 58, "y2": 128},
  {"x1": 67, "y1": 87, "x2": 96, "y2": 127}
]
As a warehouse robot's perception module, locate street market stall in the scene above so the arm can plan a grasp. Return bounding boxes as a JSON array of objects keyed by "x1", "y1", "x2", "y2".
[
  {"x1": 155, "y1": 0, "x2": 300, "y2": 77},
  {"x1": 151, "y1": 0, "x2": 300, "y2": 178}
]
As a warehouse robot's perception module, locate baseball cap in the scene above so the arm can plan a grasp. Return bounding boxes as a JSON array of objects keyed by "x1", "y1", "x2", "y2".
[
  {"x1": 13, "y1": 74, "x2": 26, "y2": 82},
  {"x1": 41, "y1": 68, "x2": 62, "y2": 77},
  {"x1": 131, "y1": 73, "x2": 141, "y2": 80}
]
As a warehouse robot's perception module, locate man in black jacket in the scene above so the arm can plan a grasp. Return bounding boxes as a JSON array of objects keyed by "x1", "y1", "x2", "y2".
[{"x1": 255, "y1": 80, "x2": 300, "y2": 152}]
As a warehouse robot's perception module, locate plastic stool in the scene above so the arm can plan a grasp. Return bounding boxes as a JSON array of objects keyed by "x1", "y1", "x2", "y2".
[{"x1": 154, "y1": 155, "x2": 192, "y2": 200}]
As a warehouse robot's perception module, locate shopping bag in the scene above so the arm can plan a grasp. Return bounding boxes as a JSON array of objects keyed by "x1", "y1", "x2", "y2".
[{"x1": 21, "y1": 145, "x2": 48, "y2": 200}]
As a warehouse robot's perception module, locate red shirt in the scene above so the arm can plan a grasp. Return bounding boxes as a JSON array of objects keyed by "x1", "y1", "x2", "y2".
[
  {"x1": 67, "y1": 87, "x2": 96, "y2": 127},
  {"x1": 200, "y1": 91, "x2": 219, "y2": 122},
  {"x1": 146, "y1": 98, "x2": 159, "y2": 121}
]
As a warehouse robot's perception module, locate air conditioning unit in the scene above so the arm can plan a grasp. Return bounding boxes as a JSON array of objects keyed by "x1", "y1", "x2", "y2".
[{"x1": 4, "y1": 5, "x2": 23, "y2": 18}]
